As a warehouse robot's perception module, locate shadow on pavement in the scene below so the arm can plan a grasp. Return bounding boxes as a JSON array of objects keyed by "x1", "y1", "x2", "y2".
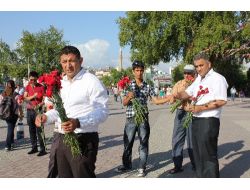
[
  {"x1": 221, "y1": 150, "x2": 250, "y2": 177},
  {"x1": 218, "y1": 140, "x2": 244, "y2": 159},
  {"x1": 218, "y1": 140, "x2": 250, "y2": 178},
  {"x1": 0, "y1": 137, "x2": 53, "y2": 151},
  {"x1": 109, "y1": 111, "x2": 126, "y2": 116},
  {"x1": 97, "y1": 150, "x2": 172, "y2": 178},
  {"x1": 98, "y1": 134, "x2": 124, "y2": 151}
]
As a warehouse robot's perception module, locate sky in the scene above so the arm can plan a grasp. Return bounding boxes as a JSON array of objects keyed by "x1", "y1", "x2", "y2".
[{"x1": 0, "y1": 11, "x2": 176, "y2": 73}]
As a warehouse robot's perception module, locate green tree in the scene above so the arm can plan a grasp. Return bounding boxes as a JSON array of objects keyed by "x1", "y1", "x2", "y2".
[
  {"x1": 0, "y1": 40, "x2": 20, "y2": 82},
  {"x1": 100, "y1": 68, "x2": 133, "y2": 88},
  {"x1": 172, "y1": 63, "x2": 185, "y2": 84},
  {"x1": 118, "y1": 11, "x2": 250, "y2": 89},
  {"x1": 16, "y1": 25, "x2": 67, "y2": 75}
]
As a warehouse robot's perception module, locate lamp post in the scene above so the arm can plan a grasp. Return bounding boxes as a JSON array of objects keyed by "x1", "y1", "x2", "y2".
[{"x1": 26, "y1": 52, "x2": 36, "y2": 79}]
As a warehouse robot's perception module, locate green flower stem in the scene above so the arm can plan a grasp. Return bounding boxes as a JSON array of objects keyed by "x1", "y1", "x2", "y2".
[
  {"x1": 170, "y1": 99, "x2": 182, "y2": 113},
  {"x1": 35, "y1": 106, "x2": 47, "y2": 150},
  {"x1": 51, "y1": 91, "x2": 81, "y2": 157},
  {"x1": 183, "y1": 111, "x2": 193, "y2": 128},
  {"x1": 131, "y1": 98, "x2": 147, "y2": 126},
  {"x1": 40, "y1": 124, "x2": 46, "y2": 149}
]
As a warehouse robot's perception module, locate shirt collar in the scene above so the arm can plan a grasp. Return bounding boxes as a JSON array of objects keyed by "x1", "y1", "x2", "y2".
[
  {"x1": 199, "y1": 68, "x2": 214, "y2": 81},
  {"x1": 131, "y1": 79, "x2": 147, "y2": 87},
  {"x1": 63, "y1": 67, "x2": 85, "y2": 82}
]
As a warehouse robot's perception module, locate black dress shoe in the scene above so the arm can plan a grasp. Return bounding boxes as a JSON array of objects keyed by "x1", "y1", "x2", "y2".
[
  {"x1": 115, "y1": 165, "x2": 132, "y2": 173},
  {"x1": 168, "y1": 167, "x2": 183, "y2": 174},
  {"x1": 28, "y1": 149, "x2": 38, "y2": 154},
  {"x1": 37, "y1": 151, "x2": 47, "y2": 157}
]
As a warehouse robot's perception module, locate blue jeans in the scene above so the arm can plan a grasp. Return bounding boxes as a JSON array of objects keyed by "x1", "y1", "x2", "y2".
[
  {"x1": 6, "y1": 115, "x2": 18, "y2": 149},
  {"x1": 172, "y1": 109, "x2": 195, "y2": 169},
  {"x1": 122, "y1": 116, "x2": 150, "y2": 170}
]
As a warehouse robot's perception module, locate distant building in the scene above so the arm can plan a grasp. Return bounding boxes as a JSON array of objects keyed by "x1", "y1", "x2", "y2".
[{"x1": 95, "y1": 70, "x2": 111, "y2": 79}]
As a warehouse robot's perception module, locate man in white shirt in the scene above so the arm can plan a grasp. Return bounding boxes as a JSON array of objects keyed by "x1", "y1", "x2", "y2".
[
  {"x1": 174, "y1": 53, "x2": 228, "y2": 178},
  {"x1": 36, "y1": 46, "x2": 109, "y2": 177}
]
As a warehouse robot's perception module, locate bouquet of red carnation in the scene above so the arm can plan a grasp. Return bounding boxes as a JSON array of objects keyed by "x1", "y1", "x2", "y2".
[
  {"x1": 170, "y1": 75, "x2": 195, "y2": 113},
  {"x1": 183, "y1": 85, "x2": 209, "y2": 128},
  {"x1": 117, "y1": 76, "x2": 130, "y2": 90},
  {"x1": 38, "y1": 70, "x2": 81, "y2": 157},
  {"x1": 118, "y1": 76, "x2": 148, "y2": 126}
]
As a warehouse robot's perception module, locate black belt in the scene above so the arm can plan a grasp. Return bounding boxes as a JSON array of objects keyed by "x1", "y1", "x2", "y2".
[{"x1": 192, "y1": 116, "x2": 218, "y2": 120}]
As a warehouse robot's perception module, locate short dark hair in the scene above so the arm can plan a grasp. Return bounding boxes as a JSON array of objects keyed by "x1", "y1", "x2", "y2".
[
  {"x1": 193, "y1": 52, "x2": 211, "y2": 62},
  {"x1": 132, "y1": 60, "x2": 144, "y2": 70},
  {"x1": 59, "y1": 45, "x2": 81, "y2": 60},
  {"x1": 29, "y1": 71, "x2": 39, "y2": 78}
]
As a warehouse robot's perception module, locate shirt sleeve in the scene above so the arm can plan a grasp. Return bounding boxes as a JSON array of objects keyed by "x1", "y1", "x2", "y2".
[
  {"x1": 149, "y1": 85, "x2": 157, "y2": 97},
  {"x1": 77, "y1": 79, "x2": 109, "y2": 128},
  {"x1": 213, "y1": 76, "x2": 228, "y2": 101},
  {"x1": 45, "y1": 109, "x2": 59, "y2": 124}
]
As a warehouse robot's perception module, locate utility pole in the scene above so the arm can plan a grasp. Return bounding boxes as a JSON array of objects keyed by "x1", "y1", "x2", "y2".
[{"x1": 27, "y1": 56, "x2": 30, "y2": 78}]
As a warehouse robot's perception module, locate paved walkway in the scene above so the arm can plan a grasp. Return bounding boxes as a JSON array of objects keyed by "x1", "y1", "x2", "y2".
[{"x1": 0, "y1": 97, "x2": 250, "y2": 178}]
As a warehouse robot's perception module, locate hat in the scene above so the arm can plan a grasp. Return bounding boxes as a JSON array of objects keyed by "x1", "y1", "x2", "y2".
[
  {"x1": 184, "y1": 64, "x2": 195, "y2": 73},
  {"x1": 132, "y1": 60, "x2": 144, "y2": 69}
]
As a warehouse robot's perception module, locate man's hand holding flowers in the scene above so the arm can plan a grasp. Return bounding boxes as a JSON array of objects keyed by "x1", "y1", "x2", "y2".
[
  {"x1": 61, "y1": 118, "x2": 80, "y2": 133},
  {"x1": 35, "y1": 114, "x2": 47, "y2": 127}
]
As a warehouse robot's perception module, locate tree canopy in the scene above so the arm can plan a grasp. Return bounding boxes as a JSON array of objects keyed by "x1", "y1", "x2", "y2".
[
  {"x1": 118, "y1": 11, "x2": 250, "y2": 90},
  {"x1": 118, "y1": 12, "x2": 250, "y2": 65},
  {"x1": 16, "y1": 25, "x2": 67, "y2": 75}
]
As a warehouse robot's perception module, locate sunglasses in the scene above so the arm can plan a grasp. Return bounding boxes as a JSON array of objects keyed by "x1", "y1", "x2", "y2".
[
  {"x1": 29, "y1": 79, "x2": 36, "y2": 82},
  {"x1": 184, "y1": 72, "x2": 192, "y2": 75}
]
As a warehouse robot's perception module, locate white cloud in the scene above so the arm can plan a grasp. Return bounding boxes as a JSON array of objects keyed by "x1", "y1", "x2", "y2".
[
  {"x1": 75, "y1": 39, "x2": 113, "y2": 69},
  {"x1": 75, "y1": 39, "x2": 133, "y2": 70}
]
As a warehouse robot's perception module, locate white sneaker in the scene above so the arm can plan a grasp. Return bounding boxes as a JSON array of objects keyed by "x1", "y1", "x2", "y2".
[{"x1": 137, "y1": 169, "x2": 145, "y2": 177}]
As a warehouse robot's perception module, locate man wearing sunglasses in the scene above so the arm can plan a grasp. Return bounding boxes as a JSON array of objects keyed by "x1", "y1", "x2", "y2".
[{"x1": 24, "y1": 71, "x2": 47, "y2": 156}]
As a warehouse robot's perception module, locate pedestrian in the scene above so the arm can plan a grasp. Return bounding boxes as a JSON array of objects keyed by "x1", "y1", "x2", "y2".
[
  {"x1": 24, "y1": 71, "x2": 47, "y2": 156},
  {"x1": 230, "y1": 86, "x2": 237, "y2": 102},
  {"x1": 35, "y1": 45, "x2": 109, "y2": 178},
  {"x1": 168, "y1": 64, "x2": 196, "y2": 174},
  {"x1": 239, "y1": 89, "x2": 245, "y2": 102},
  {"x1": 174, "y1": 53, "x2": 228, "y2": 177},
  {"x1": 113, "y1": 86, "x2": 119, "y2": 102},
  {"x1": 166, "y1": 86, "x2": 172, "y2": 96},
  {"x1": 2, "y1": 80, "x2": 19, "y2": 151},
  {"x1": 115, "y1": 60, "x2": 171, "y2": 177}
]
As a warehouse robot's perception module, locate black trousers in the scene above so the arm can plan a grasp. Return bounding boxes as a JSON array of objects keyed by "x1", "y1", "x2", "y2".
[
  {"x1": 48, "y1": 132, "x2": 99, "y2": 178},
  {"x1": 192, "y1": 117, "x2": 220, "y2": 178},
  {"x1": 26, "y1": 109, "x2": 45, "y2": 151}
]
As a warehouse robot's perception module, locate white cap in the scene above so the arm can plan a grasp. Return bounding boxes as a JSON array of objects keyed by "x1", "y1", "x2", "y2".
[{"x1": 184, "y1": 64, "x2": 195, "y2": 73}]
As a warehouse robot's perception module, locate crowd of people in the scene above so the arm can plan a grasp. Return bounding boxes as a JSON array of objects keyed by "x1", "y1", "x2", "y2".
[{"x1": 0, "y1": 45, "x2": 239, "y2": 178}]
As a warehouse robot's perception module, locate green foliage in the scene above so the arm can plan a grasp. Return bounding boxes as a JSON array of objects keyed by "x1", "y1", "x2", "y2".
[
  {"x1": 118, "y1": 11, "x2": 250, "y2": 94},
  {"x1": 101, "y1": 75, "x2": 113, "y2": 87},
  {"x1": 16, "y1": 25, "x2": 67, "y2": 75},
  {"x1": 100, "y1": 68, "x2": 133, "y2": 88},
  {"x1": 171, "y1": 64, "x2": 185, "y2": 84}
]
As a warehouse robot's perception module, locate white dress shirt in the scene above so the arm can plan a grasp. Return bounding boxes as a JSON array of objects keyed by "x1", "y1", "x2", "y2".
[
  {"x1": 45, "y1": 68, "x2": 109, "y2": 134},
  {"x1": 186, "y1": 69, "x2": 228, "y2": 118}
]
